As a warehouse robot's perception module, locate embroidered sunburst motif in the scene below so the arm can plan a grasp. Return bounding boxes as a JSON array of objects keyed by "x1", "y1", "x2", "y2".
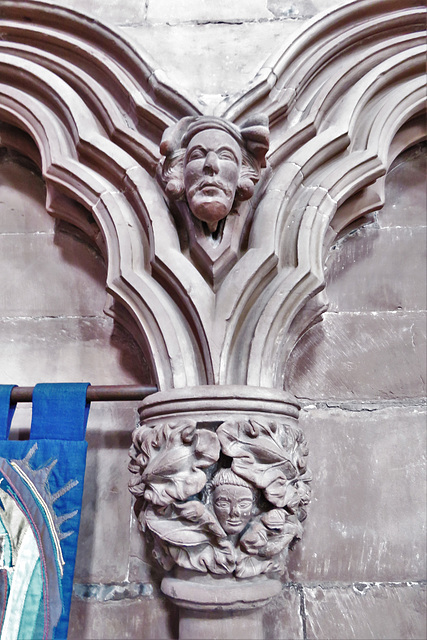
[{"x1": 0, "y1": 444, "x2": 80, "y2": 640}]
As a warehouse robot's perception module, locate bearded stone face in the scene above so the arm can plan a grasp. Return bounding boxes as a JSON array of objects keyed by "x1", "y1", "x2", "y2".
[{"x1": 183, "y1": 129, "x2": 242, "y2": 231}]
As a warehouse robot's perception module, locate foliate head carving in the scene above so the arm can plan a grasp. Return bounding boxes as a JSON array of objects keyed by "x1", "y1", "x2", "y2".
[
  {"x1": 129, "y1": 417, "x2": 310, "y2": 579},
  {"x1": 210, "y1": 468, "x2": 256, "y2": 535},
  {"x1": 159, "y1": 115, "x2": 269, "y2": 232}
]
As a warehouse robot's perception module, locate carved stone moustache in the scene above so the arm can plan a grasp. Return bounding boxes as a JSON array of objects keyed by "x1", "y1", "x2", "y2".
[
  {"x1": 183, "y1": 130, "x2": 242, "y2": 231},
  {"x1": 159, "y1": 115, "x2": 270, "y2": 233},
  {"x1": 129, "y1": 417, "x2": 310, "y2": 579}
]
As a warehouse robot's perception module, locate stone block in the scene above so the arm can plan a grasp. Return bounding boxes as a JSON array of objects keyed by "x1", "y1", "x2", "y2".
[
  {"x1": 74, "y1": 442, "x2": 133, "y2": 583},
  {"x1": 146, "y1": 0, "x2": 272, "y2": 24},
  {"x1": 72, "y1": 403, "x2": 140, "y2": 583},
  {"x1": 288, "y1": 406, "x2": 426, "y2": 583},
  {"x1": 262, "y1": 586, "x2": 304, "y2": 640},
  {"x1": 0, "y1": 160, "x2": 52, "y2": 233},
  {"x1": 379, "y1": 144, "x2": 426, "y2": 229},
  {"x1": 0, "y1": 231, "x2": 107, "y2": 318},
  {"x1": 326, "y1": 227, "x2": 426, "y2": 312},
  {"x1": 68, "y1": 594, "x2": 177, "y2": 640},
  {"x1": 286, "y1": 311, "x2": 426, "y2": 401},
  {"x1": 304, "y1": 583, "x2": 427, "y2": 640},
  {"x1": 325, "y1": 143, "x2": 427, "y2": 313},
  {"x1": 120, "y1": 20, "x2": 298, "y2": 99},
  {"x1": 0, "y1": 317, "x2": 151, "y2": 389}
]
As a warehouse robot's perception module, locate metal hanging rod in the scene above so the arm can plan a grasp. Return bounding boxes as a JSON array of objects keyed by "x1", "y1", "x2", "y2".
[{"x1": 10, "y1": 384, "x2": 158, "y2": 403}]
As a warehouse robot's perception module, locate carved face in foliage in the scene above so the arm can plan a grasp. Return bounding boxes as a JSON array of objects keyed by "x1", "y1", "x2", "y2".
[
  {"x1": 213, "y1": 483, "x2": 254, "y2": 535},
  {"x1": 183, "y1": 130, "x2": 242, "y2": 231}
]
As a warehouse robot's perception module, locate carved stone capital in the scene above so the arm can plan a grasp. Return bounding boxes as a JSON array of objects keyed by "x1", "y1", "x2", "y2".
[{"x1": 129, "y1": 386, "x2": 310, "y2": 592}]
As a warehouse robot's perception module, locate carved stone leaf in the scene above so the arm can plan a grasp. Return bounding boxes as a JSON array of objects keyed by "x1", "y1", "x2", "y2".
[
  {"x1": 263, "y1": 478, "x2": 300, "y2": 509},
  {"x1": 131, "y1": 420, "x2": 220, "y2": 506},
  {"x1": 145, "y1": 504, "x2": 212, "y2": 546},
  {"x1": 174, "y1": 501, "x2": 226, "y2": 538},
  {"x1": 240, "y1": 509, "x2": 303, "y2": 560},
  {"x1": 235, "y1": 556, "x2": 279, "y2": 579},
  {"x1": 169, "y1": 539, "x2": 236, "y2": 574},
  {"x1": 217, "y1": 419, "x2": 308, "y2": 508}
]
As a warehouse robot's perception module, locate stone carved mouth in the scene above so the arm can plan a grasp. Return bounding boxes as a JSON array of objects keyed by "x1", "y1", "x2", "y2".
[{"x1": 198, "y1": 180, "x2": 230, "y2": 195}]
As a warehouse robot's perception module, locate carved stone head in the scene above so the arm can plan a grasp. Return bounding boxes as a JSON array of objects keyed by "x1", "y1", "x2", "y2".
[
  {"x1": 159, "y1": 115, "x2": 269, "y2": 232},
  {"x1": 210, "y1": 468, "x2": 255, "y2": 535}
]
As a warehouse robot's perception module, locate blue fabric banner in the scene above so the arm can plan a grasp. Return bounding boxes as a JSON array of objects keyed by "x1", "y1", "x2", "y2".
[
  {"x1": 0, "y1": 383, "x2": 90, "y2": 640},
  {"x1": 0, "y1": 385, "x2": 16, "y2": 440}
]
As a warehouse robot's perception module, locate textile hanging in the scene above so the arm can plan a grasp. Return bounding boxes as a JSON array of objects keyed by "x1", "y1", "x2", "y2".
[{"x1": 0, "y1": 383, "x2": 90, "y2": 640}]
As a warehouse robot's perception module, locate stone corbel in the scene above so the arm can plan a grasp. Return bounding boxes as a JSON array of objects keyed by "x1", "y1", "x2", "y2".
[{"x1": 129, "y1": 387, "x2": 309, "y2": 637}]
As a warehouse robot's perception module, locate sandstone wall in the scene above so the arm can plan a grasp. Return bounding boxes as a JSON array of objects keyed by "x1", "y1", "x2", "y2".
[{"x1": 1, "y1": 1, "x2": 425, "y2": 638}]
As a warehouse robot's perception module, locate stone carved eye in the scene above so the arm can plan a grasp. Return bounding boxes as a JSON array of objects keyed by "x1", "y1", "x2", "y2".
[
  {"x1": 214, "y1": 498, "x2": 230, "y2": 508},
  {"x1": 217, "y1": 148, "x2": 238, "y2": 162},
  {"x1": 186, "y1": 147, "x2": 206, "y2": 162},
  {"x1": 237, "y1": 500, "x2": 252, "y2": 510}
]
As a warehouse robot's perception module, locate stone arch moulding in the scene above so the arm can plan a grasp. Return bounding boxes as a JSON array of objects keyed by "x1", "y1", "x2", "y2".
[
  {"x1": 0, "y1": 1, "x2": 425, "y2": 636},
  {"x1": 0, "y1": 0, "x2": 424, "y2": 391}
]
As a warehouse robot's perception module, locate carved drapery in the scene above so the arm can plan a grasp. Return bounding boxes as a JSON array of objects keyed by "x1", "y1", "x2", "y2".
[{"x1": 0, "y1": 0, "x2": 425, "y2": 634}]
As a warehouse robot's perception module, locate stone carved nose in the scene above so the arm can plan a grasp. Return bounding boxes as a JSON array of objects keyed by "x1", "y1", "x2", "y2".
[
  {"x1": 230, "y1": 503, "x2": 240, "y2": 517},
  {"x1": 203, "y1": 151, "x2": 219, "y2": 175}
]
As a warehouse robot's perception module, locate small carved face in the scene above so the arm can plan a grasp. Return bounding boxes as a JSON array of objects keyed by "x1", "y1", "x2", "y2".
[
  {"x1": 213, "y1": 484, "x2": 254, "y2": 535},
  {"x1": 183, "y1": 129, "x2": 242, "y2": 231}
]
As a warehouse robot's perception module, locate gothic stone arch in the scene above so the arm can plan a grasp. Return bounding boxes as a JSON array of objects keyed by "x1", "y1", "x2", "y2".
[{"x1": 0, "y1": 1, "x2": 425, "y2": 638}]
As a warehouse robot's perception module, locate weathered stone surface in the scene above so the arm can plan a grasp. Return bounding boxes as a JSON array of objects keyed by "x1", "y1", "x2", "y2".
[
  {"x1": 0, "y1": 160, "x2": 51, "y2": 233},
  {"x1": 286, "y1": 311, "x2": 426, "y2": 401},
  {"x1": 146, "y1": 0, "x2": 272, "y2": 23},
  {"x1": 267, "y1": 0, "x2": 341, "y2": 19},
  {"x1": 26, "y1": 0, "x2": 345, "y2": 29},
  {"x1": 262, "y1": 586, "x2": 304, "y2": 640},
  {"x1": 68, "y1": 594, "x2": 177, "y2": 640},
  {"x1": 326, "y1": 144, "x2": 427, "y2": 313},
  {"x1": 326, "y1": 227, "x2": 426, "y2": 312},
  {"x1": 120, "y1": 20, "x2": 298, "y2": 99},
  {"x1": 0, "y1": 317, "x2": 151, "y2": 388},
  {"x1": 179, "y1": 609, "x2": 264, "y2": 640},
  {"x1": 0, "y1": 231, "x2": 107, "y2": 317},
  {"x1": 304, "y1": 583, "x2": 427, "y2": 640},
  {"x1": 73, "y1": 581, "x2": 153, "y2": 601},
  {"x1": 73, "y1": 403, "x2": 141, "y2": 583},
  {"x1": 288, "y1": 406, "x2": 426, "y2": 583},
  {"x1": 379, "y1": 144, "x2": 426, "y2": 229},
  {"x1": 75, "y1": 443, "x2": 133, "y2": 583},
  {"x1": 0, "y1": 159, "x2": 108, "y2": 318}
]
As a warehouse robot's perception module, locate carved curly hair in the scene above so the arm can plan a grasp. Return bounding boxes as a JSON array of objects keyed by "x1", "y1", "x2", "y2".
[{"x1": 158, "y1": 115, "x2": 269, "y2": 206}]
